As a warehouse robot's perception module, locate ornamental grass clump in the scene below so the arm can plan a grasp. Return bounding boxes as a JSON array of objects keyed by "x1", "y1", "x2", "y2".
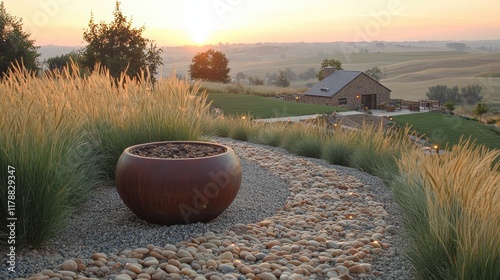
[
  {"x1": 348, "y1": 122, "x2": 415, "y2": 180},
  {"x1": 391, "y1": 140, "x2": 500, "y2": 280},
  {"x1": 248, "y1": 122, "x2": 289, "y2": 147},
  {"x1": 321, "y1": 125, "x2": 359, "y2": 167},
  {"x1": 80, "y1": 67, "x2": 212, "y2": 178},
  {"x1": 210, "y1": 115, "x2": 259, "y2": 141},
  {"x1": 0, "y1": 65, "x2": 104, "y2": 246}
]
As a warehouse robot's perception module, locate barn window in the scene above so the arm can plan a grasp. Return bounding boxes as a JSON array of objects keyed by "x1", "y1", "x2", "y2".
[{"x1": 339, "y1": 98, "x2": 347, "y2": 105}]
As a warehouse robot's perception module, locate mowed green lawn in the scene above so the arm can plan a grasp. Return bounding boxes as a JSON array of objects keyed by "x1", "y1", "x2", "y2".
[
  {"x1": 393, "y1": 113, "x2": 500, "y2": 150},
  {"x1": 207, "y1": 93, "x2": 346, "y2": 119}
]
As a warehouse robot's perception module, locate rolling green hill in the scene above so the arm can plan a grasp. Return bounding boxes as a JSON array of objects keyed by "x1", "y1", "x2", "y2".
[
  {"x1": 393, "y1": 112, "x2": 500, "y2": 150},
  {"x1": 207, "y1": 93, "x2": 345, "y2": 119}
]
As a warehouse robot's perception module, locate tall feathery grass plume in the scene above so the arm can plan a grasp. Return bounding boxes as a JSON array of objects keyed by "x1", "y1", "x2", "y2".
[
  {"x1": 0, "y1": 62, "x2": 213, "y2": 246},
  {"x1": 391, "y1": 139, "x2": 500, "y2": 280}
]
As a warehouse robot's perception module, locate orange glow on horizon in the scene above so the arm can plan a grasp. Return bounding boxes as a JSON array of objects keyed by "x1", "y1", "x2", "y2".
[{"x1": 2, "y1": 0, "x2": 499, "y2": 46}]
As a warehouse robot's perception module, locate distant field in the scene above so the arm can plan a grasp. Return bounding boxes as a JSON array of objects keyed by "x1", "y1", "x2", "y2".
[
  {"x1": 392, "y1": 113, "x2": 500, "y2": 150},
  {"x1": 477, "y1": 72, "x2": 500, "y2": 77},
  {"x1": 206, "y1": 93, "x2": 345, "y2": 119},
  {"x1": 381, "y1": 52, "x2": 500, "y2": 102},
  {"x1": 42, "y1": 42, "x2": 500, "y2": 108}
]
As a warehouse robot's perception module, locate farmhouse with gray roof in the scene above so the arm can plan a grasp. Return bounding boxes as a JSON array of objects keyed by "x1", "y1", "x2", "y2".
[{"x1": 302, "y1": 67, "x2": 391, "y2": 110}]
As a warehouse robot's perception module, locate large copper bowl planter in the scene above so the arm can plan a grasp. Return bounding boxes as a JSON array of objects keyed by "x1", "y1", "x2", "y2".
[{"x1": 115, "y1": 141, "x2": 242, "y2": 225}]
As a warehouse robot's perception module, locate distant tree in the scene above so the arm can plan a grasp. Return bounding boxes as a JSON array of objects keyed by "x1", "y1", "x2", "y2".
[
  {"x1": 189, "y1": 49, "x2": 230, "y2": 83},
  {"x1": 284, "y1": 68, "x2": 297, "y2": 81},
  {"x1": 276, "y1": 70, "x2": 290, "y2": 87},
  {"x1": 0, "y1": 2, "x2": 40, "y2": 77},
  {"x1": 298, "y1": 67, "x2": 316, "y2": 80},
  {"x1": 426, "y1": 85, "x2": 461, "y2": 105},
  {"x1": 443, "y1": 102, "x2": 455, "y2": 114},
  {"x1": 80, "y1": 1, "x2": 163, "y2": 81},
  {"x1": 375, "y1": 42, "x2": 385, "y2": 49},
  {"x1": 461, "y1": 84, "x2": 483, "y2": 105},
  {"x1": 445, "y1": 86, "x2": 461, "y2": 105},
  {"x1": 45, "y1": 51, "x2": 80, "y2": 72},
  {"x1": 267, "y1": 72, "x2": 278, "y2": 85},
  {"x1": 235, "y1": 72, "x2": 246, "y2": 82},
  {"x1": 364, "y1": 66, "x2": 384, "y2": 82},
  {"x1": 317, "y1": 58, "x2": 343, "y2": 81},
  {"x1": 473, "y1": 102, "x2": 489, "y2": 122},
  {"x1": 248, "y1": 75, "x2": 264, "y2": 85},
  {"x1": 446, "y1": 42, "x2": 467, "y2": 52}
]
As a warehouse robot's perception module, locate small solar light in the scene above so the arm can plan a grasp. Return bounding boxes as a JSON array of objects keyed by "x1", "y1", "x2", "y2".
[{"x1": 433, "y1": 144, "x2": 439, "y2": 157}]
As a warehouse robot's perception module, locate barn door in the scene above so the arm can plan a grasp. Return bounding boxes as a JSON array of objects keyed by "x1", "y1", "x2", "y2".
[{"x1": 361, "y1": 94, "x2": 377, "y2": 110}]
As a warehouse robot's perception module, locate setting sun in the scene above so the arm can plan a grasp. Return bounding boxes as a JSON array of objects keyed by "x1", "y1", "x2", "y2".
[
  {"x1": 3, "y1": 0, "x2": 499, "y2": 46},
  {"x1": 184, "y1": 0, "x2": 215, "y2": 45},
  {"x1": 189, "y1": 25, "x2": 211, "y2": 45}
]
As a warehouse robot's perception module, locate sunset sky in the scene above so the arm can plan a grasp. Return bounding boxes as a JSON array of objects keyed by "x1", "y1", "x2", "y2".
[{"x1": 3, "y1": 0, "x2": 500, "y2": 46}]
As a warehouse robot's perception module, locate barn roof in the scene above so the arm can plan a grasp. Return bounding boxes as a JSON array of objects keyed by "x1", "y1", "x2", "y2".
[
  {"x1": 304, "y1": 70, "x2": 391, "y2": 97},
  {"x1": 305, "y1": 70, "x2": 362, "y2": 97}
]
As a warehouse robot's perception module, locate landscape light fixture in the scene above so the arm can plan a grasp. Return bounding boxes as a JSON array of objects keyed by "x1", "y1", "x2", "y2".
[
  {"x1": 433, "y1": 144, "x2": 439, "y2": 156},
  {"x1": 295, "y1": 96, "x2": 299, "y2": 103}
]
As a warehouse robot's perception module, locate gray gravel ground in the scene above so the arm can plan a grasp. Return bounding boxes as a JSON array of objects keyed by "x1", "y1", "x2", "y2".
[
  {"x1": 1, "y1": 138, "x2": 414, "y2": 279},
  {"x1": 1, "y1": 157, "x2": 290, "y2": 279}
]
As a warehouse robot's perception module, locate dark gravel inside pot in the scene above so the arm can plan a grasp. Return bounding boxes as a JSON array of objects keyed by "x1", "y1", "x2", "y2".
[{"x1": 130, "y1": 142, "x2": 227, "y2": 158}]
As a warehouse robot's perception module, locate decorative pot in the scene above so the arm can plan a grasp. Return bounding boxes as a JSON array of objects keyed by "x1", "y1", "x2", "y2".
[
  {"x1": 115, "y1": 141, "x2": 242, "y2": 225},
  {"x1": 386, "y1": 105, "x2": 396, "y2": 112}
]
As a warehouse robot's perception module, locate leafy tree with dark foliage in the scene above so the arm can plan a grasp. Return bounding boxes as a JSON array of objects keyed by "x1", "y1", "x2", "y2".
[
  {"x1": 235, "y1": 72, "x2": 246, "y2": 82},
  {"x1": 426, "y1": 85, "x2": 461, "y2": 105},
  {"x1": 317, "y1": 58, "x2": 343, "y2": 81},
  {"x1": 266, "y1": 72, "x2": 279, "y2": 85},
  {"x1": 45, "y1": 51, "x2": 80, "y2": 72},
  {"x1": 473, "y1": 102, "x2": 489, "y2": 122},
  {"x1": 284, "y1": 68, "x2": 297, "y2": 81},
  {"x1": 298, "y1": 67, "x2": 317, "y2": 80},
  {"x1": 365, "y1": 66, "x2": 384, "y2": 82},
  {"x1": 189, "y1": 49, "x2": 230, "y2": 83},
  {"x1": 443, "y1": 102, "x2": 455, "y2": 114},
  {"x1": 446, "y1": 42, "x2": 467, "y2": 52},
  {"x1": 461, "y1": 84, "x2": 483, "y2": 105},
  {"x1": 248, "y1": 75, "x2": 264, "y2": 85},
  {"x1": 276, "y1": 70, "x2": 290, "y2": 87},
  {"x1": 80, "y1": 1, "x2": 162, "y2": 81},
  {"x1": 0, "y1": 2, "x2": 40, "y2": 77}
]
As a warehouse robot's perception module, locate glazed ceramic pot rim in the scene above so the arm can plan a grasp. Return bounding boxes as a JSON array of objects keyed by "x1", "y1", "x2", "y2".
[{"x1": 124, "y1": 141, "x2": 232, "y2": 160}]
